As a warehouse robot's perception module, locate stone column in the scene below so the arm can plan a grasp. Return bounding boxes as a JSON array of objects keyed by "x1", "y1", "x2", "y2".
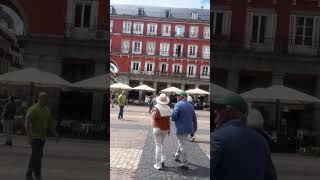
[
  {"x1": 313, "y1": 74, "x2": 320, "y2": 145},
  {"x1": 153, "y1": 81, "x2": 157, "y2": 96},
  {"x1": 226, "y1": 70, "x2": 239, "y2": 92},
  {"x1": 139, "y1": 80, "x2": 143, "y2": 102},
  {"x1": 167, "y1": 83, "x2": 171, "y2": 88},
  {"x1": 91, "y1": 92, "x2": 104, "y2": 122},
  {"x1": 195, "y1": 84, "x2": 200, "y2": 89},
  {"x1": 272, "y1": 72, "x2": 284, "y2": 85},
  {"x1": 181, "y1": 83, "x2": 185, "y2": 91}
]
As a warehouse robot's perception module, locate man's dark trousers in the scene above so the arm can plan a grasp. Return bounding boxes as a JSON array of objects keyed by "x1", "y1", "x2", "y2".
[{"x1": 26, "y1": 139, "x2": 46, "y2": 178}]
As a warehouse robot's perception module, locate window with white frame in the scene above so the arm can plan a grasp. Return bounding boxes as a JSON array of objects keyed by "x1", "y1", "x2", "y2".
[
  {"x1": 213, "y1": 10, "x2": 232, "y2": 35},
  {"x1": 162, "y1": 24, "x2": 171, "y2": 36},
  {"x1": 160, "y1": 63, "x2": 168, "y2": 72},
  {"x1": 110, "y1": 20, "x2": 113, "y2": 32},
  {"x1": 189, "y1": 26, "x2": 199, "y2": 38},
  {"x1": 187, "y1": 64, "x2": 196, "y2": 77},
  {"x1": 201, "y1": 66, "x2": 209, "y2": 77},
  {"x1": 147, "y1": 42, "x2": 156, "y2": 55},
  {"x1": 160, "y1": 43, "x2": 170, "y2": 56},
  {"x1": 132, "y1": 41, "x2": 142, "y2": 54},
  {"x1": 173, "y1": 44, "x2": 183, "y2": 57},
  {"x1": 191, "y1": 12, "x2": 199, "y2": 20},
  {"x1": 173, "y1": 64, "x2": 182, "y2": 74},
  {"x1": 145, "y1": 62, "x2": 154, "y2": 75},
  {"x1": 131, "y1": 61, "x2": 141, "y2": 74},
  {"x1": 123, "y1": 21, "x2": 132, "y2": 33},
  {"x1": 121, "y1": 40, "x2": 130, "y2": 53},
  {"x1": 73, "y1": 2, "x2": 93, "y2": 28},
  {"x1": 188, "y1": 45, "x2": 198, "y2": 58},
  {"x1": 175, "y1": 25, "x2": 185, "y2": 37},
  {"x1": 295, "y1": 16, "x2": 314, "y2": 46},
  {"x1": 147, "y1": 23, "x2": 157, "y2": 35},
  {"x1": 133, "y1": 22, "x2": 144, "y2": 34},
  {"x1": 251, "y1": 15, "x2": 267, "y2": 43},
  {"x1": 204, "y1": 26, "x2": 210, "y2": 39},
  {"x1": 202, "y1": 45, "x2": 210, "y2": 59}
]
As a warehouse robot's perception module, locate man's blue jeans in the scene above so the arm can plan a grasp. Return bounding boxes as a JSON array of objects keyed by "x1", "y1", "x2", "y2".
[{"x1": 118, "y1": 106, "x2": 124, "y2": 119}]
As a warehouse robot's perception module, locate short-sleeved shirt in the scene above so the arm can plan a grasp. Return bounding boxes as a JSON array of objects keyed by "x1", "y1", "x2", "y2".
[
  {"x1": 26, "y1": 103, "x2": 50, "y2": 140},
  {"x1": 118, "y1": 94, "x2": 126, "y2": 106}
]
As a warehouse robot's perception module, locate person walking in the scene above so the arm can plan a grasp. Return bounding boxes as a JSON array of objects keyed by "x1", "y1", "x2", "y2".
[
  {"x1": 172, "y1": 91, "x2": 197, "y2": 169},
  {"x1": 0, "y1": 96, "x2": 16, "y2": 146},
  {"x1": 148, "y1": 95, "x2": 154, "y2": 113},
  {"x1": 211, "y1": 94, "x2": 277, "y2": 180},
  {"x1": 187, "y1": 95, "x2": 196, "y2": 142},
  {"x1": 110, "y1": 92, "x2": 116, "y2": 108},
  {"x1": 151, "y1": 93, "x2": 171, "y2": 170},
  {"x1": 25, "y1": 92, "x2": 59, "y2": 180},
  {"x1": 117, "y1": 90, "x2": 126, "y2": 120}
]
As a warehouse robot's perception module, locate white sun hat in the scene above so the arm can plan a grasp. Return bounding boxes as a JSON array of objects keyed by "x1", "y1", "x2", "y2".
[{"x1": 156, "y1": 93, "x2": 170, "y2": 105}]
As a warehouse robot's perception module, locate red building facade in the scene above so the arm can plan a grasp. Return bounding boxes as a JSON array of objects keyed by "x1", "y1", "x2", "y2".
[
  {"x1": 110, "y1": 4, "x2": 210, "y2": 100},
  {"x1": 213, "y1": 0, "x2": 320, "y2": 143},
  {"x1": 0, "y1": 0, "x2": 107, "y2": 122}
]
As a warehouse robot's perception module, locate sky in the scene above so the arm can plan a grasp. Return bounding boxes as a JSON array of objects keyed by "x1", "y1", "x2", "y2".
[{"x1": 110, "y1": 0, "x2": 210, "y2": 9}]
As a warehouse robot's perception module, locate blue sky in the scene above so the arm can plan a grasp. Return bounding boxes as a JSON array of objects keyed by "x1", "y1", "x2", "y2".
[{"x1": 110, "y1": 0, "x2": 210, "y2": 9}]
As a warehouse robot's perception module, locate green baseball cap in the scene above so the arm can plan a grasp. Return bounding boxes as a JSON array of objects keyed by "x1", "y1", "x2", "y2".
[
  {"x1": 177, "y1": 90, "x2": 188, "y2": 97},
  {"x1": 214, "y1": 93, "x2": 248, "y2": 114}
]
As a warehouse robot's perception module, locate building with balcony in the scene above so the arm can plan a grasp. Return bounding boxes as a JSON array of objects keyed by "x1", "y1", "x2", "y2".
[
  {"x1": 213, "y1": 0, "x2": 320, "y2": 143},
  {"x1": 0, "y1": 0, "x2": 107, "y2": 122},
  {"x1": 0, "y1": 25, "x2": 22, "y2": 74},
  {"x1": 110, "y1": 4, "x2": 210, "y2": 101}
]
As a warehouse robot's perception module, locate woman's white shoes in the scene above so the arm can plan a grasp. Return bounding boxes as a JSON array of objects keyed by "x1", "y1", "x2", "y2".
[{"x1": 153, "y1": 164, "x2": 163, "y2": 170}]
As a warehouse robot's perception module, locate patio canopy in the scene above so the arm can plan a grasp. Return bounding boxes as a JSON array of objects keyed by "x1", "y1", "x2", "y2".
[
  {"x1": 132, "y1": 84, "x2": 155, "y2": 92},
  {"x1": 212, "y1": 83, "x2": 235, "y2": 97},
  {"x1": 241, "y1": 85, "x2": 320, "y2": 104},
  {"x1": 186, "y1": 88, "x2": 209, "y2": 95},
  {"x1": 160, "y1": 86, "x2": 182, "y2": 94},
  {"x1": 110, "y1": 82, "x2": 132, "y2": 90},
  {"x1": 73, "y1": 74, "x2": 107, "y2": 91},
  {"x1": 0, "y1": 67, "x2": 72, "y2": 88}
]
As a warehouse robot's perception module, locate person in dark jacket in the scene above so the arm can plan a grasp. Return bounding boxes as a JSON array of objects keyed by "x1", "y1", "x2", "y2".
[
  {"x1": 172, "y1": 91, "x2": 197, "y2": 169},
  {"x1": 211, "y1": 94, "x2": 277, "y2": 180},
  {"x1": 0, "y1": 96, "x2": 16, "y2": 146}
]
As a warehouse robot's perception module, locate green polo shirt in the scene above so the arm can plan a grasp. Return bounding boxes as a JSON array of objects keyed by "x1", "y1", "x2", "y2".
[
  {"x1": 118, "y1": 94, "x2": 126, "y2": 106},
  {"x1": 26, "y1": 103, "x2": 50, "y2": 139}
]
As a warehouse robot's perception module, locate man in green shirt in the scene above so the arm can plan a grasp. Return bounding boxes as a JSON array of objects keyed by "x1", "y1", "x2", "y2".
[
  {"x1": 117, "y1": 90, "x2": 126, "y2": 120},
  {"x1": 25, "y1": 92, "x2": 59, "y2": 180}
]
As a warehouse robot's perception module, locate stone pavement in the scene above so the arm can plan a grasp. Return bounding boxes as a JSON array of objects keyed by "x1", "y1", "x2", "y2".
[
  {"x1": 0, "y1": 135, "x2": 107, "y2": 180},
  {"x1": 110, "y1": 105, "x2": 210, "y2": 180},
  {"x1": 272, "y1": 153, "x2": 320, "y2": 180}
]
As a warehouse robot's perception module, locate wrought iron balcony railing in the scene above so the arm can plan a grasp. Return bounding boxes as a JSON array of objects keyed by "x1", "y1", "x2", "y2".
[
  {"x1": 65, "y1": 23, "x2": 108, "y2": 40},
  {"x1": 213, "y1": 35, "x2": 320, "y2": 57}
]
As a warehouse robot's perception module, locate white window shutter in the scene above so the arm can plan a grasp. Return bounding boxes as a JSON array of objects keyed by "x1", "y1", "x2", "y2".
[
  {"x1": 245, "y1": 11, "x2": 253, "y2": 48},
  {"x1": 141, "y1": 24, "x2": 144, "y2": 34},
  {"x1": 91, "y1": 1, "x2": 99, "y2": 27},
  {"x1": 312, "y1": 16, "x2": 320, "y2": 47},
  {"x1": 155, "y1": 24, "x2": 158, "y2": 35},
  {"x1": 289, "y1": 15, "x2": 296, "y2": 44},
  {"x1": 222, "y1": 10, "x2": 232, "y2": 35},
  {"x1": 147, "y1": 24, "x2": 150, "y2": 33},
  {"x1": 266, "y1": 14, "x2": 277, "y2": 50}
]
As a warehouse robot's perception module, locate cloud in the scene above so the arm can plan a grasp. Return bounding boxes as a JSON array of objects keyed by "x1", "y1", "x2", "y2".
[{"x1": 110, "y1": 0, "x2": 210, "y2": 9}]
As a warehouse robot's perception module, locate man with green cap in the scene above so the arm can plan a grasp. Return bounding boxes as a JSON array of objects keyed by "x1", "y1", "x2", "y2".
[
  {"x1": 172, "y1": 90, "x2": 197, "y2": 169},
  {"x1": 211, "y1": 93, "x2": 277, "y2": 180}
]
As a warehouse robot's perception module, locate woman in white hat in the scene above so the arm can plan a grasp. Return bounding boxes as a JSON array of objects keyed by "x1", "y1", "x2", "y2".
[{"x1": 151, "y1": 93, "x2": 172, "y2": 170}]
